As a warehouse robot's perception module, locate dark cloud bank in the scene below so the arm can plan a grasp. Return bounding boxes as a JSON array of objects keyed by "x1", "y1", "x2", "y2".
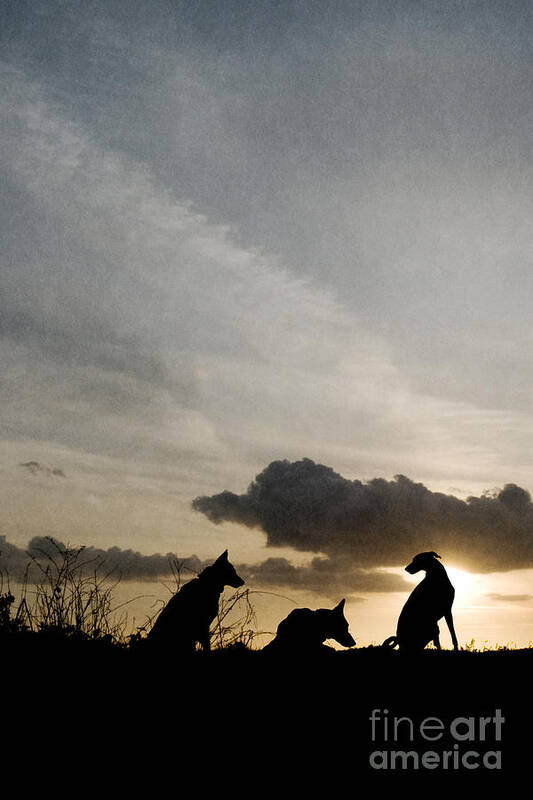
[
  {"x1": 192, "y1": 458, "x2": 533, "y2": 574},
  {"x1": 0, "y1": 536, "x2": 405, "y2": 598},
  {"x1": 241, "y1": 556, "x2": 406, "y2": 599},
  {"x1": 0, "y1": 536, "x2": 204, "y2": 585}
]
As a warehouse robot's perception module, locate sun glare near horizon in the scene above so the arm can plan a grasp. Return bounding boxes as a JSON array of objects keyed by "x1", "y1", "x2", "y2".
[
  {"x1": 397, "y1": 563, "x2": 483, "y2": 606},
  {"x1": 443, "y1": 565, "x2": 478, "y2": 603}
]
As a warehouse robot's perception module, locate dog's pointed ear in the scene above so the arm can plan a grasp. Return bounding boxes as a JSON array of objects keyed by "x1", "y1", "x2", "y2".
[
  {"x1": 334, "y1": 599, "x2": 346, "y2": 613},
  {"x1": 215, "y1": 549, "x2": 229, "y2": 564}
]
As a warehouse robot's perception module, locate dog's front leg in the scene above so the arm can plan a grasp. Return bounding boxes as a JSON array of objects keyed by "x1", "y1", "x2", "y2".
[
  {"x1": 433, "y1": 633, "x2": 441, "y2": 650},
  {"x1": 445, "y1": 611, "x2": 459, "y2": 651}
]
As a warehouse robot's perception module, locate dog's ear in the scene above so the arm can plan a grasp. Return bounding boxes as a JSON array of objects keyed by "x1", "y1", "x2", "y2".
[
  {"x1": 334, "y1": 599, "x2": 346, "y2": 613},
  {"x1": 215, "y1": 549, "x2": 229, "y2": 563},
  {"x1": 429, "y1": 552, "x2": 441, "y2": 559}
]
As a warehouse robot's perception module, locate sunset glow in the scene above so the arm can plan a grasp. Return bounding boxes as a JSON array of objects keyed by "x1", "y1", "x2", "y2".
[{"x1": 2, "y1": 1, "x2": 533, "y2": 652}]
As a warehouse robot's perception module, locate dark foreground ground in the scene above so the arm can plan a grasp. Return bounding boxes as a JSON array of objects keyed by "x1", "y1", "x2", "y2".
[{"x1": 4, "y1": 637, "x2": 531, "y2": 788}]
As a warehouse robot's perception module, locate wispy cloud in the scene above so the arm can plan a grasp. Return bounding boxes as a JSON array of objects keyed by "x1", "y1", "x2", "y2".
[
  {"x1": 486, "y1": 593, "x2": 533, "y2": 603},
  {"x1": 19, "y1": 461, "x2": 66, "y2": 478},
  {"x1": 2, "y1": 48, "x2": 533, "y2": 561}
]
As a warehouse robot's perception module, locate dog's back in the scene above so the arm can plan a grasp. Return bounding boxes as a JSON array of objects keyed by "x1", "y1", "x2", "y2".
[
  {"x1": 147, "y1": 550, "x2": 244, "y2": 653},
  {"x1": 147, "y1": 577, "x2": 217, "y2": 651},
  {"x1": 268, "y1": 608, "x2": 328, "y2": 651},
  {"x1": 263, "y1": 600, "x2": 355, "y2": 653}
]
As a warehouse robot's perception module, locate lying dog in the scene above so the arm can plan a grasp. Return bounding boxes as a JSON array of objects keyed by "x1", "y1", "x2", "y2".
[
  {"x1": 147, "y1": 549, "x2": 244, "y2": 653},
  {"x1": 263, "y1": 599, "x2": 356, "y2": 653},
  {"x1": 382, "y1": 551, "x2": 458, "y2": 653}
]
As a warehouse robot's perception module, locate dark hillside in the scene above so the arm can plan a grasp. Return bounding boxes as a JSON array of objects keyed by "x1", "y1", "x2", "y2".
[{"x1": 5, "y1": 635, "x2": 530, "y2": 787}]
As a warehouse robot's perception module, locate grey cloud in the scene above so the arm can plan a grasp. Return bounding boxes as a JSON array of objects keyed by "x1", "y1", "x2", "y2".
[
  {"x1": 0, "y1": 304, "x2": 175, "y2": 393},
  {"x1": 239, "y1": 556, "x2": 408, "y2": 600},
  {"x1": 2, "y1": 2, "x2": 533, "y2": 576},
  {"x1": 193, "y1": 458, "x2": 533, "y2": 573},
  {"x1": 0, "y1": 536, "x2": 204, "y2": 583},
  {"x1": 0, "y1": 536, "x2": 35, "y2": 582},
  {"x1": 2, "y1": 2, "x2": 533, "y2": 439},
  {"x1": 20, "y1": 461, "x2": 66, "y2": 478}
]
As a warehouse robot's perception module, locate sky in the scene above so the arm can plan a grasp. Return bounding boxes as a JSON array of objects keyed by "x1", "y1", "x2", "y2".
[{"x1": 1, "y1": 0, "x2": 533, "y2": 647}]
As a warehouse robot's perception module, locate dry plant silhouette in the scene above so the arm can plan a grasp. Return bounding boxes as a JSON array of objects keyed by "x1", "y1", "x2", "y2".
[{"x1": 0, "y1": 536, "x2": 144, "y2": 646}]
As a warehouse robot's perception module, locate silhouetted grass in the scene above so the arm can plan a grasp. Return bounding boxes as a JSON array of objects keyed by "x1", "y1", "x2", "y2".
[
  {"x1": 3, "y1": 550, "x2": 530, "y2": 786},
  {"x1": 0, "y1": 538, "x2": 265, "y2": 659},
  {"x1": 2, "y1": 537, "x2": 532, "y2": 738}
]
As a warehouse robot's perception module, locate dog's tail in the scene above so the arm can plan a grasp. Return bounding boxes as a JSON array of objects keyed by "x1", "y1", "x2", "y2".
[{"x1": 381, "y1": 636, "x2": 399, "y2": 649}]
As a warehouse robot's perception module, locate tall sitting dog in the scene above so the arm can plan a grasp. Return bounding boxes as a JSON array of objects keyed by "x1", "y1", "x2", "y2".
[
  {"x1": 382, "y1": 551, "x2": 458, "y2": 653},
  {"x1": 263, "y1": 599, "x2": 356, "y2": 653},
  {"x1": 147, "y1": 550, "x2": 244, "y2": 653}
]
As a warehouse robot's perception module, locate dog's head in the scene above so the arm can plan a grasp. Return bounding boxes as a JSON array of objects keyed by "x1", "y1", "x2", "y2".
[
  {"x1": 405, "y1": 551, "x2": 441, "y2": 574},
  {"x1": 326, "y1": 599, "x2": 356, "y2": 648},
  {"x1": 211, "y1": 549, "x2": 245, "y2": 588}
]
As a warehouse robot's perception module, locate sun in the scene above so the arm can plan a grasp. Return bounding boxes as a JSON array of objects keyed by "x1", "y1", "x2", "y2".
[
  {"x1": 445, "y1": 565, "x2": 477, "y2": 601},
  {"x1": 401, "y1": 563, "x2": 478, "y2": 602}
]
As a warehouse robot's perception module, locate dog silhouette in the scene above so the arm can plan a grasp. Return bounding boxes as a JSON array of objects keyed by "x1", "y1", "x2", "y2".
[
  {"x1": 382, "y1": 551, "x2": 458, "y2": 653},
  {"x1": 147, "y1": 550, "x2": 244, "y2": 653},
  {"x1": 263, "y1": 599, "x2": 355, "y2": 653}
]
